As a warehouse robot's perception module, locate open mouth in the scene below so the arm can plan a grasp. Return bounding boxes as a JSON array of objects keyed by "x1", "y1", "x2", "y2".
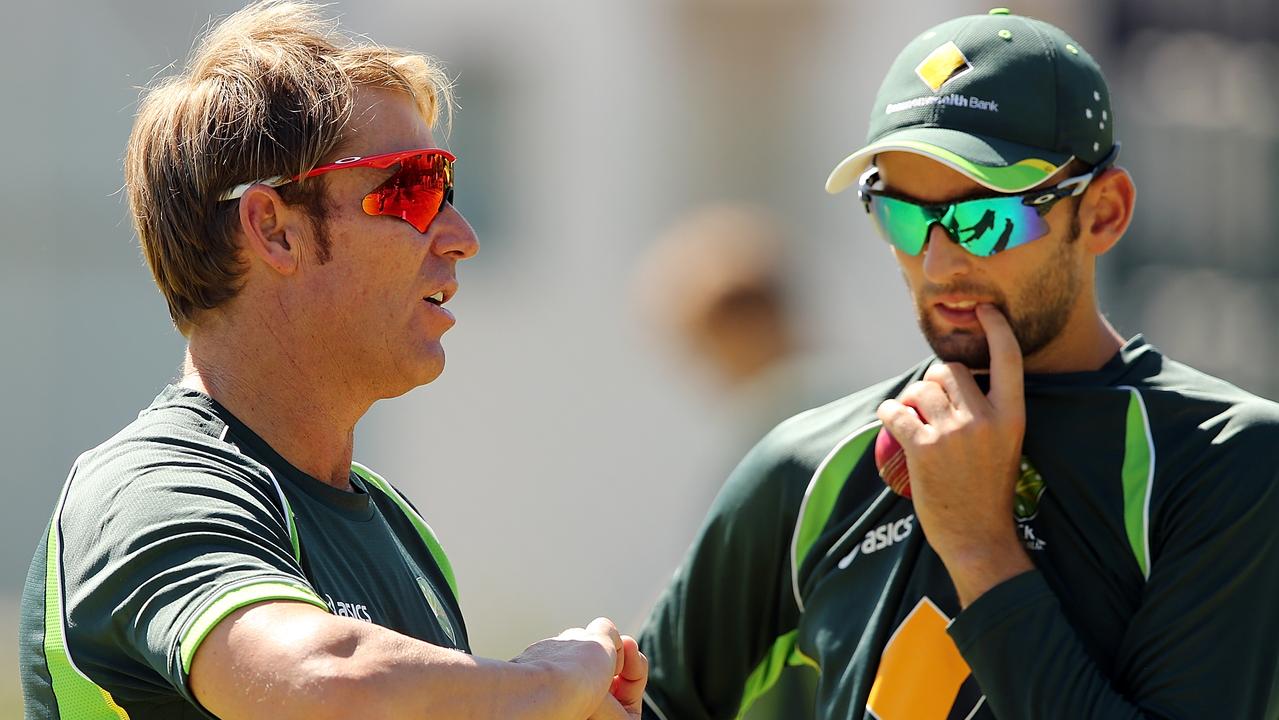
[
  {"x1": 424, "y1": 291, "x2": 445, "y2": 306},
  {"x1": 930, "y1": 298, "x2": 986, "y2": 328}
]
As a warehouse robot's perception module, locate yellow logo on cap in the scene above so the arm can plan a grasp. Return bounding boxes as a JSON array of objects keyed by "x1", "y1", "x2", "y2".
[{"x1": 916, "y1": 41, "x2": 971, "y2": 92}]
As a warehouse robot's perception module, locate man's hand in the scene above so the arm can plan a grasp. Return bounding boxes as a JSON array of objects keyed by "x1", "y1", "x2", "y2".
[
  {"x1": 192, "y1": 602, "x2": 642, "y2": 720},
  {"x1": 876, "y1": 304, "x2": 1034, "y2": 607},
  {"x1": 609, "y1": 635, "x2": 648, "y2": 718},
  {"x1": 512, "y1": 617, "x2": 646, "y2": 719},
  {"x1": 511, "y1": 617, "x2": 621, "y2": 705}
]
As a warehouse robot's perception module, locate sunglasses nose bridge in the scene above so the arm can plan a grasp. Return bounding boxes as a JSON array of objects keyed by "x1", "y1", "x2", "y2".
[
  {"x1": 937, "y1": 204, "x2": 962, "y2": 237},
  {"x1": 909, "y1": 205, "x2": 959, "y2": 254},
  {"x1": 918, "y1": 221, "x2": 977, "y2": 282}
]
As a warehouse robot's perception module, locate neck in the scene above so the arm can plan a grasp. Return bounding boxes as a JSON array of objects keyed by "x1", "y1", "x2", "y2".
[
  {"x1": 1023, "y1": 300, "x2": 1125, "y2": 374},
  {"x1": 181, "y1": 315, "x2": 370, "y2": 490}
]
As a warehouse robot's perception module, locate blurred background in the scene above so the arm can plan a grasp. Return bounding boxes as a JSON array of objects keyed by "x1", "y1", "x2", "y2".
[{"x1": 2, "y1": 0, "x2": 1276, "y2": 714}]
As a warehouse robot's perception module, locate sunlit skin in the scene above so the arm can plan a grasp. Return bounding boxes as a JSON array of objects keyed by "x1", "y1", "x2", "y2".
[
  {"x1": 873, "y1": 150, "x2": 1136, "y2": 608},
  {"x1": 276, "y1": 88, "x2": 478, "y2": 397},
  {"x1": 876, "y1": 150, "x2": 1128, "y2": 375},
  {"x1": 181, "y1": 86, "x2": 479, "y2": 488},
  {"x1": 184, "y1": 87, "x2": 649, "y2": 719}
]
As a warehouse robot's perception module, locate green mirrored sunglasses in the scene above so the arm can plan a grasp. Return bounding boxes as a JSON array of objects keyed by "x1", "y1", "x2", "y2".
[{"x1": 857, "y1": 145, "x2": 1119, "y2": 257}]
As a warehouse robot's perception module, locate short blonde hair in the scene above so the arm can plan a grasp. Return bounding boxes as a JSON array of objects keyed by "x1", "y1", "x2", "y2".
[{"x1": 125, "y1": 0, "x2": 454, "y2": 334}]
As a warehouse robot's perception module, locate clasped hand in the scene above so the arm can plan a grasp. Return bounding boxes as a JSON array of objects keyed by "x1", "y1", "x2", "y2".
[{"x1": 512, "y1": 617, "x2": 648, "y2": 719}]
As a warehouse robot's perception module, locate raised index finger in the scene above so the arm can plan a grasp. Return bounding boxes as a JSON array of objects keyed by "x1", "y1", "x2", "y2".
[{"x1": 975, "y1": 304, "x2": 1024, "y2": 414}]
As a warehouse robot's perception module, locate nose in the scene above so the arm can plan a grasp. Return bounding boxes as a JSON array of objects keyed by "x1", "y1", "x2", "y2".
[
  {"x1": 429, "y1": 204, "x2": 480, "y2": 260},
  {"x1": 921, "y1": 223, "x2": 972, "y2": 284}
]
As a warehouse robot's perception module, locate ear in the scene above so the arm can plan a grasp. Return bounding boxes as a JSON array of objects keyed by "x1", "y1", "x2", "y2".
[
  {"x1": 1079, "y1": 167, "x2": 1136, "y2": 256},
  {"x1": 237, "y1": 185, "x2": 300, "y2": 275}
]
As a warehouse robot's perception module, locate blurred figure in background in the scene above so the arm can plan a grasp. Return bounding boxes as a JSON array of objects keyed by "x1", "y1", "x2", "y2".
[
  {"x1": 635, "y1": 205, "x2": 834, "y2": 719},
  {"x1": 635, "y1": 205, "x2": 844, "y2": 449}
]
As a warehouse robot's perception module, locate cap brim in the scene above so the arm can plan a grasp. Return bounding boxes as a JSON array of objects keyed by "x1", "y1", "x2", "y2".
[{"x1": 825, "y1": 128, "x2": 1073, "y2": 195}]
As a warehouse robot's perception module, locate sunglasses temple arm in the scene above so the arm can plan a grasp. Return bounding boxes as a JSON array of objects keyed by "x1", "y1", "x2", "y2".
[
  {"x1": 1061, "y1": 142, "x2": 1122, "y2": 198},
  {"x1": 217, "y1": 176, "x2": 292, "y2": 201},
  {"x1": 857, "y1": 167, "x2": 881, "y2": 211}
]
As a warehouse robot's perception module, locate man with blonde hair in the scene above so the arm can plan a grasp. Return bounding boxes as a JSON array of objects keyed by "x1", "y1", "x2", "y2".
[{"x1": 19, "y1": 2, "x2": 644, "y2": 718}]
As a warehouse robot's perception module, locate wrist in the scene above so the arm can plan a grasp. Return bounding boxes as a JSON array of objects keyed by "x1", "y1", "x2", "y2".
[
  {"x1": 513, "y1": 656, "x2": 600, "y2": 718},
  {"x1": 936, "y1": 532, "x2": 1034, "y2": 609}
]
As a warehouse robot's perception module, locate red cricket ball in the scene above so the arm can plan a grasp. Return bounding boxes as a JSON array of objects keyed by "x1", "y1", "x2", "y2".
[
  {"x1": 875, "y1": 405, "x2": 922, "y2": 498},
  {"x1": 874, "y1": 427, "x2": 912, "y2": 498}
]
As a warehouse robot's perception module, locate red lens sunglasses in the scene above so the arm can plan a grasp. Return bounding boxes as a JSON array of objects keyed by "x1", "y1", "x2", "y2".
[{"x1": 218, "y1": 148, "x2": 456, "y2": 233}]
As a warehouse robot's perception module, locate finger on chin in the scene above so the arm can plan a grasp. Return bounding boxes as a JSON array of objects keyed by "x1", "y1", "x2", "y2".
[{"x1": 975, "y1": 304, "x2": 1025, "y2": 410}]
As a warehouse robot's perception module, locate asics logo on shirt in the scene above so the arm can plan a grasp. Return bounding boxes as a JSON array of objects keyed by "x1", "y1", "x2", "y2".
[
  {"x1": 838, "y1": 510, "x2": 1047, "y2": 569},
  {"x1": 841, "y1": 515, "x2": 916, "y2": 568},
  {"x1": 864, "y1": 516, "x2": 916, "y2": 555},
  {"x1": 325, "y1": 593, "x2": 372, "y2": 622}
]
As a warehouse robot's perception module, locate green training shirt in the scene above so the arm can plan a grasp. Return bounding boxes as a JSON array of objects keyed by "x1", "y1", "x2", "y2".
[
  {"x1": 640, "y1": 336, "x2": 1279, "y2": 720},
  {"x1": 20, "y1": 386, "x2": 468, "y2": 719}
]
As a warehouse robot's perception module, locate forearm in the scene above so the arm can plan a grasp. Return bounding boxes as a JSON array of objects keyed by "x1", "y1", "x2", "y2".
[
  {"x1": 192, "y1": 605, "x2": 604, "y2": 720},
  {"x1": 948, "y1": 572, "x2": 1156, "y2": 720},
  {"x1": 308, "y1": 617, "x2": 591, "y2": 720}
]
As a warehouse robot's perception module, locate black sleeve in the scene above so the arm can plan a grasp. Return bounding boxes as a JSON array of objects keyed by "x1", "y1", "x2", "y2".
[{"x1": 948, "y1": 415, "x2": 1279, "y2": 719}]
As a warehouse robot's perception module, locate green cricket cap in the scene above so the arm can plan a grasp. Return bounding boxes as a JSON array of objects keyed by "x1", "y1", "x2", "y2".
[{"x1": 826, "y1": 8, "x2": 1115, "y2": 195}]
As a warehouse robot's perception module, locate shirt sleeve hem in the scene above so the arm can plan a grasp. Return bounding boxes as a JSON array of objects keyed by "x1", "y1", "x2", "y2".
[
  {"x1": 946, "y1": 569, "x2": 1053, "y2": 654},
  {"x1": 177, "y1": 578, "x2": 330, "y2": 675}
]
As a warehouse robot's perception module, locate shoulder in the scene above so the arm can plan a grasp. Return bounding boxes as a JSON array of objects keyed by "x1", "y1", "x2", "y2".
[
  {"x1": 711, "y1": 368, "x2": 920, "y2": 521},
  {"x1": 749, "y1": 370, "x2": 917, "y2": 476},
  {"x1": 1128, "y1": 354, "x2": 1279, "y2": 529},
  {"x1": 59, "y1": 396, "x2": 287, "y2": 534},
  {"x1": 1133, "y1": 354, "x2": 1279, "y2": 463}
]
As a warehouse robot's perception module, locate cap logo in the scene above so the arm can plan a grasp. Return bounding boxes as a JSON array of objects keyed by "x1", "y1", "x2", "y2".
[{"x1": 915, "y1": 41, "x2": 971, "y2": 92}]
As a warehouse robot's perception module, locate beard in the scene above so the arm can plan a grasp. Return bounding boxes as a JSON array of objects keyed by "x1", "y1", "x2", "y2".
[{"x1": 912, "y1": 236, "x2": 1082, "y2": 370}]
